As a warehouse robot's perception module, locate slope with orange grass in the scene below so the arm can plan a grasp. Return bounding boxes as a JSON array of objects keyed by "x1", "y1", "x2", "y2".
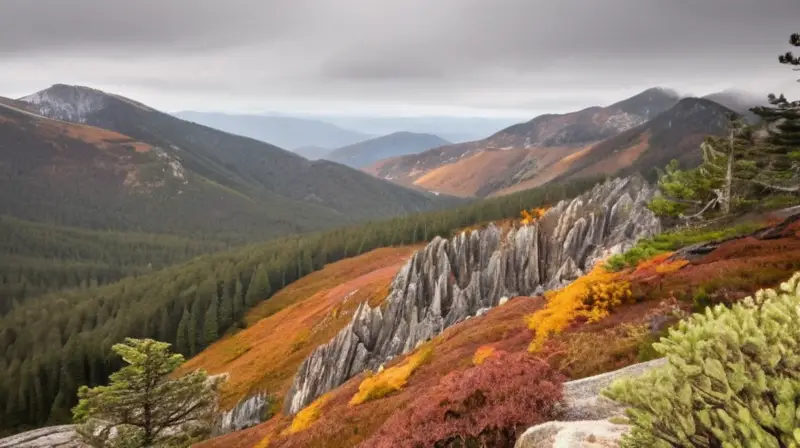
[
  {"x1": 180, "y1": 246, "x2": 420, "y2": 410},
  {"x1": 198, "y1": 214, "x2": 800, "y2": 448}
]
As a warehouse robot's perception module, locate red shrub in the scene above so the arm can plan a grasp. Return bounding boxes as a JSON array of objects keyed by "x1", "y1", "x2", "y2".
[{"x1": 361, "y1": 352, "x2": 564, "y2": 448}]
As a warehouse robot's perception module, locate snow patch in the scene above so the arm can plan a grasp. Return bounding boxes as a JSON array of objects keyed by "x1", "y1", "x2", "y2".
[{"x1": 20, "y1": 87, "x2": 107, "y2": 123}]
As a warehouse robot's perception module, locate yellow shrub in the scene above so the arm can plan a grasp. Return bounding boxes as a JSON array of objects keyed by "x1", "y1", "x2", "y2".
[
  {"x1": 472, "y1": 345, "x2": 495, "y2": 365},
  {"x1": 285, "y1": 393, "x2": 330, "y2": 435},
  {"x1": 349, "y1": 344, "x2": 433, "y2": 406},
  {"x1": 525, "y1": 265, "x2": 633, "y2": 352},
  {"x1": 253, "y1": 435, "x2": 272, "y2": 448},
  {"x1": 520, "y1": 207, "x2": 548, "y2": 225}
]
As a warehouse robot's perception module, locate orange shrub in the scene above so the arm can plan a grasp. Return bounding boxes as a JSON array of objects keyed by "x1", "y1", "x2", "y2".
[
  {"x1": 520, "y1": 207, "x2": 548, "y2": 225},
  {"x1": 526, "y1": 264, "x2": 633, "y2": 352},
  {"x1": 472, "y1": 345, "x2": 496, "y2": 366},
  {"x1": 349, "y1": 344, "x2": 433, "y2": 406}
]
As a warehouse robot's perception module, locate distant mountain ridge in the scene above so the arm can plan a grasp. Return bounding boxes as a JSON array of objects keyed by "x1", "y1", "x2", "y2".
[
  {"x1": 367, "y1": 87, "x2": 682, "y2": 196},
  {"x1": 11, "y1": 84, "x2": 452, "y2": 240},
  {"x1": 325, "y1": 131, "x2": 451, "y2": 168},
  {"x1": 173, "y1": 111, "x2": 372, "y2": 150}
]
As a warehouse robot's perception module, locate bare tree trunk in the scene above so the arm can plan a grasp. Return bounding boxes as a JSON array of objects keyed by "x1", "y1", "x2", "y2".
[{"x1": 722, "y1": 128, "x2": 734, "y2": 215}]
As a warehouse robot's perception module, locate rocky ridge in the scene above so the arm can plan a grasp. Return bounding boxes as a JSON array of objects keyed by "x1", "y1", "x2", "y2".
[{"x1": 284, "y1": 176, "x2": 661, "y2": 414}]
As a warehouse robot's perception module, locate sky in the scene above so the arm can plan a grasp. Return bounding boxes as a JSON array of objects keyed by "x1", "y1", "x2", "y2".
[{"x1": 1, "y1": 0, "x2": 799, "y2": 118}]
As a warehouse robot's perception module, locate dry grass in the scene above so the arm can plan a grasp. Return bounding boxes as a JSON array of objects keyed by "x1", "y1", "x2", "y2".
[
  {"x1": 350, "y1": 344, "x2": 433, "y2": 406},
  {"x1": 180, "y1": 246, "x2": 418, "y2": 409}
]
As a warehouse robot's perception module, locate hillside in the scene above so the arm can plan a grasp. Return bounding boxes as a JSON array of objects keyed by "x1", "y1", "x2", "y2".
[
  {"x1": 0, "y1": 177, "x2": 597, "y2": 435},
  {"x1": 292, "y1": 146, "x2": 331, "y2": 160},
  {"x1": 173, "y1": 111, "x2": 371, "y2": 150},
  {"x1": 367, "y1": 88, "x2": 680, "y2": 197},
  {"x1": 195, "y1": 184, "x2": 800, "y2": 448},
  {"x1": 15, "y1": 85, "x2": 450, "y2": 239},
  {"x1": 325, "y1": 131, "x2": 450, "y2": 169}
]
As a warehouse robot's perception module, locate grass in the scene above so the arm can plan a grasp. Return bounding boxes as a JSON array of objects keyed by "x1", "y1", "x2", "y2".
[
  {"x1": 285, "y1": 394, "x2": 330, "y2": 435},
  {"x1": 605, "y1": 222, "x2": 764, "y2": 272}
]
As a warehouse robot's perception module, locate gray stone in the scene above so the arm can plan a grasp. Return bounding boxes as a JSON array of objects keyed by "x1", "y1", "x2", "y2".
[
  {"x1": 515, "y1": 420, "x2": 629, "y2": 448},
  {"x1": 284, "y1": 176, "x2": 661, "y2": 414}
]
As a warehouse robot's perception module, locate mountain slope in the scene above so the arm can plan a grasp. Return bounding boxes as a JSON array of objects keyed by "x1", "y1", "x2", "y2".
[
  {"x1": 173, "y1": 111, "x2": 371, "y2": 150},
  {"x1": 17, "y1": 85, "x2": 450, "y2": 237},
  {"x1": 293, "y1": 146, "x2": 332, "y2": 160},
  {"x1": 326, "y1": 132, "x2": 450, "y2": 169},
  {"x1": 367, "y1": 88, "x2": 680, "y2": 197},
  {"x1": 0, "y1": 97, "x2": 300, "y2": 241},
  {"x1": 702, "y1": 90, "x2": 764, "y2": 124}
]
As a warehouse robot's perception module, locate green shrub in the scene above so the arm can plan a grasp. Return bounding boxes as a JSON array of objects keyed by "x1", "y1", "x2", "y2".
[
  {"x1": 602, "y1": 272, "x2": 800, "y2": 448},
  {"x1": 604, "y1": 223, "x2": 763, "y2": 272}
]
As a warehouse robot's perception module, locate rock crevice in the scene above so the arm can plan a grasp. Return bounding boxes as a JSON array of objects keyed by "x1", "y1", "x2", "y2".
[{"x1": 285, "y1": 176, "x2": 660, "y2": 414}]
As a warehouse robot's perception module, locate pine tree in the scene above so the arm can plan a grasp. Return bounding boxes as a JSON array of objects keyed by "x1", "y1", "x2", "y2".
[
  {"x1": 245, "y1": 263, "x2": 271, "y2": 308},
  {"x1": 188, "y1": 302, "x2": 199, "y2": 356},
  {"x1": 218, "y1": 291, "x2": 233, "y2": 334},
  {"x1": 175, "y1": 307, "x2": 190, "y2": 355},
  {"x1": 158, "y1": 308, "x2": 170, "y2": 342},
  {"x1": 750, "y1": 32, "x2": 800, "y2": 193},
  {"x1": 233, "y1": 278, "x2": 244, "y2": 320},
  {"x1": 203, "y1": 295, "x2": 219, "y2": 348},
  {"x1": 72, "y1": 338, "x2": 222, "y2": 447}
]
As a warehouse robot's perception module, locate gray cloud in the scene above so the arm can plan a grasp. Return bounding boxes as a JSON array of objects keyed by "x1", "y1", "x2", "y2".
[{"x1": 1, "y1": 0, "x2": 798, "y2": 116}]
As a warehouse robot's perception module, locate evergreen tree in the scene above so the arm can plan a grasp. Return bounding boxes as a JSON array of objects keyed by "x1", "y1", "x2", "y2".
[
  {"x1": 158, "y1": 308, "x2": 170, "y2": 342},
  {"x1": 203, "y1": 295, "x2": 219, "y2": 348},
  {"x1": 750, "y1": 32, "x2": 800, "y2": 193},
  {"x1": 245, "y1": 263, "x2": 271, "y2": 307},
  {"x1": 72, "y1": 338, "x2": 222, "y2": 447},
  {"x1": 218, "y1": 291, "x2": 234, "y2": 334},
  {"x1": 187, "y1": 302, "x2": 199, "y2": 356},
  {"x1": 175, "y1": 308, "x2": 190, "y2": 356},
  {"x1": 233, "y1": 278, "x2": 244, "y2": 320}
]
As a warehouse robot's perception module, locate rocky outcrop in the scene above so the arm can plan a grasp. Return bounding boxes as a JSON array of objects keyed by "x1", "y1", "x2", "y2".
[
  {"x1": 514, "y1": 420, "x2": 629, "y2": 448},
  {"x1": 0, "y1": 425, "x2": 82, "y2": 448},
  {"x1": 285, "y1": 176, "x2": 661, "y2": 414},
  {"x1": 216, "y1": 392, "x2": 271, "y2": 435}
]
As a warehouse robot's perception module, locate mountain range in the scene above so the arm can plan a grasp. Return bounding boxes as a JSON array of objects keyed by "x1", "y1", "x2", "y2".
[
  {"x1": 5, "y1": 84, "x2": 452, "y2": 242},
  {"x1": 325, "y1": 132, "x2": 451, "y2": 168},
  {"x1": 174, "y1": 111, "x2": 372, "y2": 151},
  {"x1": 367, "y1": 88, "x2": 751, "y2": 197}
]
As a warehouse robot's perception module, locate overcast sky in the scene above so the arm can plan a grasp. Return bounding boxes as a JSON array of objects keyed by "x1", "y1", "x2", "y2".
[{"x1": 1, "y1": 0, "x2": 799, "y2": 117}]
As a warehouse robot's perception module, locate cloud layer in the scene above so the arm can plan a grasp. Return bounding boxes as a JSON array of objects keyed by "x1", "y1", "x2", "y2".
[{"x1": 2, "y1": 0, "x2": 799, "y2": 116}]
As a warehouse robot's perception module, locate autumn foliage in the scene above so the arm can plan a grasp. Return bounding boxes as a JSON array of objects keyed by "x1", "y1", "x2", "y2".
[
  {"x1": 520, "y1": 207, "x2": 548, "y2": 225},
  {"x1": 526, "y1": 264, "x2": 633, "y2": 351},
  {"x1": 350, "y1": 344, "x2": 433, "y2": 406},
  {"x1": 362, "y1": 352, "x2": 564, "y2": 448}
]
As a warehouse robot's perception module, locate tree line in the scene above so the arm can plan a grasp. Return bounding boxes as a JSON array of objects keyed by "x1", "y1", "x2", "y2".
[{"x1": 0, "y1": 176, "x2": 600, "y2": 435}]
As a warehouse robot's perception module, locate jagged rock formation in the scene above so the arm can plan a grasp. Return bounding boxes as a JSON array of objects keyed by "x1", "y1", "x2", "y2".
[
  {"x1": 285, "y1": 176, "x2": 661, "y2": 414},
  {"x1": 216, "y1": 392, "x2": 270, "y2": 435},
  {"x1": 0, "y1": 425, "x2": 82, "y2": 448}
]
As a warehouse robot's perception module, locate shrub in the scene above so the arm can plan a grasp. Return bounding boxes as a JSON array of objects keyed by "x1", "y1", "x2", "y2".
[
  {"x1": 520, "y1": 207, "x2": 548, "y2": 225},
  {"x1": 285, "y1": 393, "x2": 330, "y2": 435},
  {"x1": 349, "y1": 344, "x2": 433, "y2": 406},
  {"x1": 363, "y1": 352, "x2": 564, "y2": 448},
  {"x1": 604, "y1": 223, "x2": 763, "y2": 272},
  {"x1": 526, "y1": 265, "x2": 633, "y2": 352},
  {"x1": 602, "y1": 272, "x2": 800, "y2": 448},
  {"x1": 472, "y1": 345, "x2": 496, "y2": 366},
  {"x1": 546, "y1": 324, "x2": 651, "y2": 379}
]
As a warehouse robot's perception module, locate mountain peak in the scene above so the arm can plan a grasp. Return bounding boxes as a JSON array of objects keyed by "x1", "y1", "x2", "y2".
[{"x1": 19, "y1": 84, "x2": 154, "y2": 123}]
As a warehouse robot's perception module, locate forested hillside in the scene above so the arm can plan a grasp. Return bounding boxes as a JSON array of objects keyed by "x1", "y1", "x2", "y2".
[
  {"x1": 0, "y1": 216, "x2": 230, "y2": 314},
  {"x1": 0, "y1": 177, "x2": 600, "y2": 435}
]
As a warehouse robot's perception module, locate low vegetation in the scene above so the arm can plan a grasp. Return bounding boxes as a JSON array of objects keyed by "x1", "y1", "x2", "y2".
[
  {"x1": 350, "y1": 344, "x2": 434, "y2": 406},
  {"x1": 605, "y1": 222, "x2": 763, "y2": 272},
  {"x1": 604, "y1": 272, "x2": 800, "y2": 448},
  {"x1": 364, "y1": 352, "x2": 564, "y2": 448},
  {"x1": 526, "y1": 264, "x2": 634, "y2": 352}
]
